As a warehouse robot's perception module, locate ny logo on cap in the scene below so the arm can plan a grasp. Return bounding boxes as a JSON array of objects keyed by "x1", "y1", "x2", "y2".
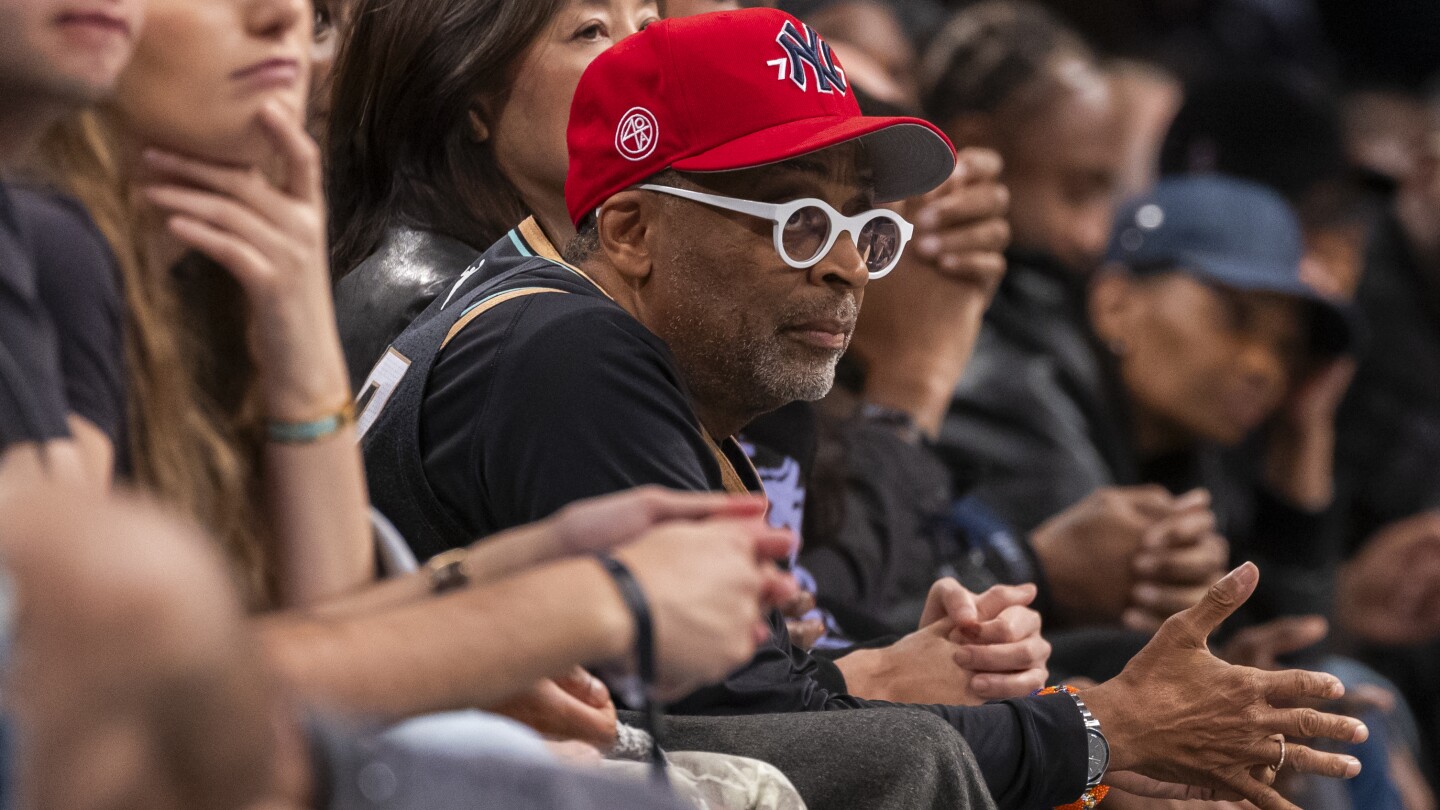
[
  {"x1": 615, "y1": 106, "x2": 659, "y2": 161},
  {"x1": 767, "y1": 21, "x2": 848, "y2": 95}
]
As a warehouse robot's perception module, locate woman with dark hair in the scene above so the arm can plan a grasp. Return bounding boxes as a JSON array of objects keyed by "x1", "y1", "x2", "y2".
[{"x1": 328, "y1": 0, "x2": 659, "y2": 385}]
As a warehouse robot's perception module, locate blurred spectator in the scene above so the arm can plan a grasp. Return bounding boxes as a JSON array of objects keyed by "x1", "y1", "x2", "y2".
[
  {"x1": 920, "y1": 0, "x2": 1123, "y2": 276},
  {"x1": 784, "y1": 1, "x2": 921, "y2": 108},
  {"x1": 946, "y1": 176, "x2": 1355, "y2": 624},
  {"x1": 1160, "y1": 72, "x2": 1372, "y2": 298},
  {"x1": 1334, "y1": 90, "x2": 1440, "y2": 790},
  {"x1": 1109, "y1": 60, "x2": 1183, "y2": 197}
]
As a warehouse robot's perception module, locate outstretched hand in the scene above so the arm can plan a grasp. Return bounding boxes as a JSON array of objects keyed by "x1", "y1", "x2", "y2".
[{"x1": 1082, "y1": 563, "x2": 1366, "y2": 810}]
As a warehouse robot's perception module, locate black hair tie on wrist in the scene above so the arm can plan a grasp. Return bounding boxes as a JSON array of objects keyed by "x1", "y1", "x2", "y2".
[{"x1": 595, "y1": 554, "x2": 666, "y2": 777}]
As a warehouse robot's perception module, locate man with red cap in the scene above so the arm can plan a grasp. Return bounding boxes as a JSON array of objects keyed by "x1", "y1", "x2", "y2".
[{"x1": 360, "y1": 9, "x2": 1368, "y2": 810}]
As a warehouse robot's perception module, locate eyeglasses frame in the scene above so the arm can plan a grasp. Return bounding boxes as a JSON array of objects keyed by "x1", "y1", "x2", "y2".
[{"x1": 635, "y1": 183, "x2": 914, "y2": 279}]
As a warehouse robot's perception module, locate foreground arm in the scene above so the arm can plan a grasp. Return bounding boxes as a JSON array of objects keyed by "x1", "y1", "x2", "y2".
[
  {"x1": 141, "y1": 105, "x2": 373, "y2": 607},
  {"x1": 260, "y1": 519, "x2": 796, "y2": 720}
]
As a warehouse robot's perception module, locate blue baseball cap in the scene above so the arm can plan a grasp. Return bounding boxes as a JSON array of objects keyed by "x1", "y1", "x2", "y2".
[{"x1": 1106, "y1": 175, "x2": 1354, "y2": 356}]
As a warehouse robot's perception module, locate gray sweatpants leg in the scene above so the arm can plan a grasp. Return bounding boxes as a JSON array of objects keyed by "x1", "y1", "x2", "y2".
[{"x1": 632, "y1": 709, "x2": 997, "y2": 810}]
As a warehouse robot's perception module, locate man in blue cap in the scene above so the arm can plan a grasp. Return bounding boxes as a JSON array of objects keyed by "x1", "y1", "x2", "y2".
[{"x1": 947, "y1": 174, "x2": 1355, "y2": 627}]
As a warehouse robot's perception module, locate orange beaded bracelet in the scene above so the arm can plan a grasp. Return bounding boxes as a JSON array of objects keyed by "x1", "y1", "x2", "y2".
[{"x1": 1035, "y1": 685, "x2": 1110, "y2": 810}]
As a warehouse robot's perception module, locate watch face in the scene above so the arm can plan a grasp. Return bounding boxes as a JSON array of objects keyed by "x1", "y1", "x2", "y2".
[{"x1": 1086, "y1": 729, "x2": 1110, "y2": 782}]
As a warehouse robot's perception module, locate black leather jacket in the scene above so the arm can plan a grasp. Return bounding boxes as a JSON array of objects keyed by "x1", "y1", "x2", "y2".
[{"x1": 334, "y1": 227, "x2": 481, "y2": 389}]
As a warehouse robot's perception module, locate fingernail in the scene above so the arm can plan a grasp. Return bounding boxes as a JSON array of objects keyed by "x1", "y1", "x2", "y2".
[
  {"x1": 1353, "y1": 722, "x2": 1369, "y2": 743},
  {"x1": 916, "y1": 235, "x2": 941, "y2": 256},
  {"x1": 1344, "y1": 756, "x2": 1362, "y2": 778},
  {"x1": 1329, "y1": 678, "x2": 1345, "y2": 699}
]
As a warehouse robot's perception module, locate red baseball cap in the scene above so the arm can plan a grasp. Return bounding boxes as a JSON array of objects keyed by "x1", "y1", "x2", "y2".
[{"x1": 564, "y1": 8, "x2": 956, "y2": 226}]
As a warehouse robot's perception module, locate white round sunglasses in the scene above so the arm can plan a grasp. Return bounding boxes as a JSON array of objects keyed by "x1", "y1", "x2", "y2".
[{"x1": 637, "y1": 184, "x2": 914, "y2": 279}]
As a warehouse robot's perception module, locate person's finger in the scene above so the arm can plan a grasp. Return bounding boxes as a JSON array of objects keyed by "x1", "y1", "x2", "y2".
[
  {"x1": 758, "y1": 567, "x2": 799, "y2": 609},
  {"x1": 1142, "y1": 505, "x2": 1218, "y2": 550},
  {"x1": 954, "y1": 635, "x2": 1050, "y2": 672},
  {"x1": 142, "y1": 149, "x2": 290, "y2": 227},
  {"x1": 931, "y1": 251, "x2": 1007, "y2": 288},
  {"x1": 1261, "y1": 702, "x2": 1366, "y2": 743},
  {"x1": 1283, "y1": 743, "x2": 1363, "y2": 779},
  {"x1": 1130, "y1": 582, "x2": 1210, "y2": 616},
  {"x1": 953, "y1": 147, "x2": 1003, "y2": 182},
  {"x1": 973, "y1": 582, "x2": 1038, "y2": 617},
  {"x1": 912, "y1": 216, "x2": 1010, "y2": 260},
  {"x1": 780, "y1": 588, "x2": 816, "y2": 618},
  {"x1": 1121, "y1": 607, "x2": 1165, "y2": 634},
  {"x1": 1223, "y1": 616, "x2": 1329, "y2": 667},
  {"x1": 913, "y1": 182, "x2": 1009, "y2": 231},
  {"x1": 164, "y1": 215, "x2": 270, "y2": 288},
  {"x1": 922, "y1": 577, "x2": 979, "y2": 629},
  {"x1": 553, "y1": 667, "x2": 610, "y2": 709},
  {"x1": 750, "y1": 529, "x2": 798, "y2": 564},
  {"x1": 143, "y1": 185, "x2": 288, "y2": 261},
  {"x1": 969, "y1": 667, "x2": 1048, "y2": 699},
  {"x1": 635, "y1": 488, "x2": 768, "y2": 523},
  {"x1": 786, "y1": 617, "x2": 826, "y2": 650},
  {"x1": 1115, "y1": 484, "x2": 1179, "y2": 519},
  {"x1": 962, "y1": 604, "x2": 1042, "y2": 644},
  {"x1": 1226, "y1": 773, "x2": 1303, "y2": 810},
  {"x1": 1162, "y1": 562, "x2": 1259, "y2": 646},
  {"x1": 257, "y1": 102, "x2": 323, "y2": 201},
  {"x1": 1133, "y1": 535, "x2": 1229, "y2": 584},
  {"x1": 1258, "y1": 668, "x2": 1347, "y2": 705}
]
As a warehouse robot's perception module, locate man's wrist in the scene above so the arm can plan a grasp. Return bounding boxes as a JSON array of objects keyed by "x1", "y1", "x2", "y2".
[
  {"x1": 1078, "y1": 680, "x2": 1138, "y2": 773},
  {"x1": 832, "y1": 646, "x2": 891, "y2": 700}
]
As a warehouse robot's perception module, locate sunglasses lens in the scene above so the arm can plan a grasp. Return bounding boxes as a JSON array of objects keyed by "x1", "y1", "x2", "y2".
[
  {"x1": 781, "y1": 205, "x2": 831, "y2": 264},
  {"x1": 858, "y1": 217, "x2": 903, "y2": 274}
]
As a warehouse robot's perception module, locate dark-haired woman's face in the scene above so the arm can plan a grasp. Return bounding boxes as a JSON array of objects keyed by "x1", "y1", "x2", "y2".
[
  {"x1": 488, "y1": 0, "x2": 660, "y2": 211},
  {"x1": 1093, "y1": 272, "x2": 1306, "y2": 448}
]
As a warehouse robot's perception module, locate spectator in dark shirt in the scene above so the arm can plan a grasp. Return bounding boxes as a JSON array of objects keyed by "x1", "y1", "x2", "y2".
[
  {"x1": 0, "y1": 0, "x2": 141, "y2": 481},
  {"x1": 362, "y1": 10, "x2": 1369, "y2": 809},
  {"x1": 16, "y1": 187, "x2": 127, "y2": 484}
]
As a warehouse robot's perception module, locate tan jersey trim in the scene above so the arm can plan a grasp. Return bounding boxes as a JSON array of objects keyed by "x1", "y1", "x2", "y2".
[
  {"x1": 441, "y1": 288, "x2": 569, "y2": 349},
  {"x1": 702, "y1": 432, "x2": 766, "y2": 501},
  {"x1": 517, "y1": 217, "x2": 614, "y2": 302}
]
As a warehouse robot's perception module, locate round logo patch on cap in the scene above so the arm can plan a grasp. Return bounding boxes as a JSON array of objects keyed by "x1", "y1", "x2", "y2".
[{"x1": 615, "y1": 107, "x2": 660, "y2": 161}]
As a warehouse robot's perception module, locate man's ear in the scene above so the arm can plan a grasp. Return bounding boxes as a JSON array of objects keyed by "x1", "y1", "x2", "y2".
[
  {"x1": 597, "y1": 191, "x2": 657, "y2": 283},
  {"x1": 1088, "y1": 264, "x2": 1135, "y2": 349}
]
